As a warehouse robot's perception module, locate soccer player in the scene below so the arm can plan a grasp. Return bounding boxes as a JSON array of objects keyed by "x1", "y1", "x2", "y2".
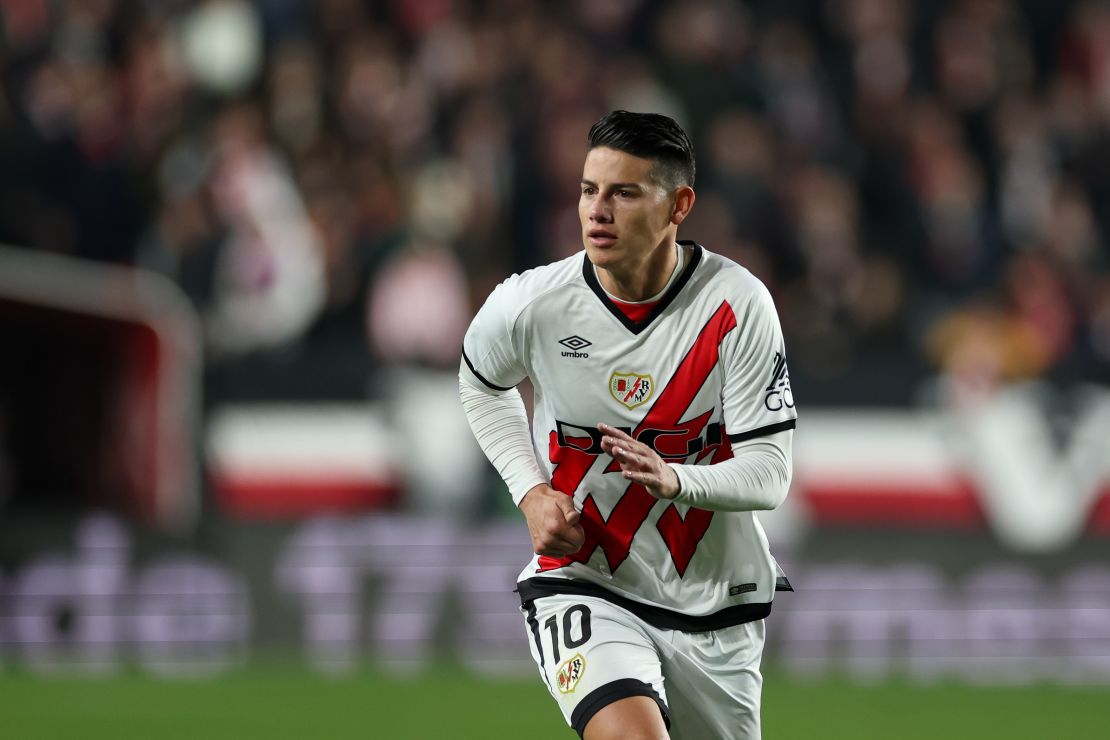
[{"x1": 459, "y1": 110, "x2": 796, "y2": 740}]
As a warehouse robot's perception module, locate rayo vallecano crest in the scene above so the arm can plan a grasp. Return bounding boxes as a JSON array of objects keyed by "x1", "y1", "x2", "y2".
[
  {"x1": 557, "y1": 653, "x2": 586, "y2": 694},
  {"x1": 609, "y1": 371, "x2": 654, "y2": 410}
]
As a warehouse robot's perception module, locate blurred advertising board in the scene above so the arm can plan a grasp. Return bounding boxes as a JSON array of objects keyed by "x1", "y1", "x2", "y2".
[{"x1": 1, "y1": 512, "x2": 1108, "y2": 683}]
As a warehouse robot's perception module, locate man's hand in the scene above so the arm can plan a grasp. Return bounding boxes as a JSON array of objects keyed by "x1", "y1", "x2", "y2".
[
  {"x1": 599, "y1": 423, "x2": 680, "y2": 500},
  {"x1": 518, "y1": 483, "x2": 585, "y2": 557}
]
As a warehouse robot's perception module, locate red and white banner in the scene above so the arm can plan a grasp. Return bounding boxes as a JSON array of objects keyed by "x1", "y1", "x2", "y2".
[{"x1": 207, "y1": 385, "x2": 1110, "y2": 552}]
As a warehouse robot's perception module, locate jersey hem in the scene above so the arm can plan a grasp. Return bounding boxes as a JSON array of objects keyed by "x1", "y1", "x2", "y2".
[{"x1": 517, "y1": 576, "x2": 773, "y2": 633}]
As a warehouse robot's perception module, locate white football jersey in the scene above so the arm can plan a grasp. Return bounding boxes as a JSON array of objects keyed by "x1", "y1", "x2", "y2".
[{"x1": 463, "y1": 242, "x2": 796, "y2": 630}]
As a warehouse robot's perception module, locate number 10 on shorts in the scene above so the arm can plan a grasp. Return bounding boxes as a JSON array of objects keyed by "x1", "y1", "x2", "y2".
[{"x1": 542, "y1": 603, "x2": 593, "y2": 664}]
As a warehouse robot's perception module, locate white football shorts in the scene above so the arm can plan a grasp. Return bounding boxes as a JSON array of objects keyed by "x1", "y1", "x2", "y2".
[{"x1": 520, "y1": 591, "x2": 766, "y2": 739}]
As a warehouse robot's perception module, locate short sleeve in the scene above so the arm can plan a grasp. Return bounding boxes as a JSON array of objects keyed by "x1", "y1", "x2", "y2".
[
  {"x1": 720, "y1": 282, "x2": 797, "y2": 442},
  {"x1": 462, "y1": 277, "x2": 528, "y2": 392}
]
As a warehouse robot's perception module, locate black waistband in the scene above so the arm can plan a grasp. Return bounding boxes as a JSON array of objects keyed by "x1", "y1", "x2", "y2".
[{"x1": 516, "y1": 577, "x2": 772, "y2": 633}]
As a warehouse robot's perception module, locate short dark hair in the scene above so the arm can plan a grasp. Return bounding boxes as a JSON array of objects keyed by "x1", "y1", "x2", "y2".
[{"x1": 586, "y1": 110, "x2": 695, "y2": 190}]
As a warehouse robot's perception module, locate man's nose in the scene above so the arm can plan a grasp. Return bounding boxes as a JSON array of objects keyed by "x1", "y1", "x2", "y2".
[{"x1": 588, "y1": 197, "x2": 612, "y2": 222}]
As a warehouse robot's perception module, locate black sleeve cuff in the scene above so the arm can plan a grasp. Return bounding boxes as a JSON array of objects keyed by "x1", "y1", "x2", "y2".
[
  {"x1": 727, "y1": 418, "x2": 796, "y2": 444},
  {"x1": 461, "y1": 348, "x2": 514, "y2": 391}
]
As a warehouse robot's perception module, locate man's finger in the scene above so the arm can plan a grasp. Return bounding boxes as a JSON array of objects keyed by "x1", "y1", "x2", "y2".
[
  {"x1": 564, "y1": 508, "x2": 581, "y2": 526},
  {"x1": 537, "y1": 529, "x2": 584, "y2": 556},
  {"x1": 598, "y1": 423, "x2": 636, "y2": 443},
  {"x1": 554, "y1": 494, "x2": 580, "y2": 519},
  {"x1": 539, "y1": 543, "x2": 578, "y2": 557},
  {"x1": 601, "y1": 436, "x2": 634, "y2": 456},
  {"x1": 604, "y1": 436, "x2": 654, "y2": 463},
  {"x1": 566, "y1": 524, "x2": 585, "y2": 547},
  {"x1": 614, "y1": 446, "x2": 648, "y2": 468},
  {"x1": 609, "y1": 443, "x2": 632, "y2": 460}
]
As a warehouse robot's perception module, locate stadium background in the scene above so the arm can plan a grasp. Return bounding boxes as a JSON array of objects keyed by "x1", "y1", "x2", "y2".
[{"x1": 1, "y1": 0, "x2": 1109, "y2": 737}]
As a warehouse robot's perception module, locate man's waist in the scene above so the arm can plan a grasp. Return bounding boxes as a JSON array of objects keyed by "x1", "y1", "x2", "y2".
[{"x1": 515, "y1": 575, "x2": 774, "y2": 633}]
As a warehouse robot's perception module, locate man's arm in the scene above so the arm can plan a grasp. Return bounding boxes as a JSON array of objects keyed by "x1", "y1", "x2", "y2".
[
  {"x1": 457, "y1": 369, "x2": 545, "y2": 505},
  {"x1": 669, "y1": 432, "x2": 791, "y2": 511},
  {"x1": 599, "y1": 423, "x2": 792, "y2": 512},
  {"x1": 459, "y1": 365, "x2": 585, "y2": 555}
]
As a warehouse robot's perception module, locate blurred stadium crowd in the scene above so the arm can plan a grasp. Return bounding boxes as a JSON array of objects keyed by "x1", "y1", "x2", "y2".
[{"x1": 1, "y1": 0, "x2": 1108, "y2": 406}]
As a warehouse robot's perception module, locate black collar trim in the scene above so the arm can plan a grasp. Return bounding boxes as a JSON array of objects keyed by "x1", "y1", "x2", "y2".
[{"x1": 582, "y1": 241, "x2": 702, "y2": 335}]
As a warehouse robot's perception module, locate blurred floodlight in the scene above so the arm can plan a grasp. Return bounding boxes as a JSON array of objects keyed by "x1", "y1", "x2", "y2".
[{"x1": 179, "y1": 0, "x2": 263, "y2": 95}]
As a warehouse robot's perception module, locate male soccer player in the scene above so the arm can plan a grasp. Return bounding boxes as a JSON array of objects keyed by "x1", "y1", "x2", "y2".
[{"x1": 459, "y1": 110, "x2": 796, "y2": 740}]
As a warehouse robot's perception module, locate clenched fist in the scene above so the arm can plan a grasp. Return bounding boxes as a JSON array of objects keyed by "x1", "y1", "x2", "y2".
[{"x1": 518, "y1": 483, "x2": 585, "y2": 557}]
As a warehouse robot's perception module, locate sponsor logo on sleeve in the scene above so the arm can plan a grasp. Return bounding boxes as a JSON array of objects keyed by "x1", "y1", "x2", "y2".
[
  {"x1": 556, "y1": 653, "x2": 586, "y2": 694},
  {"x1": 609, "y1": 371, "x2": 654, "y2": 410},
  {"x1": 764, "y1": 352, "x2": 794, "y2": 411}
]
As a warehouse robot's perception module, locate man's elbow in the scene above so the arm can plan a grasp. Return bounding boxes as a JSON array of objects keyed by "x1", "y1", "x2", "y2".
[{"x1": 755, "y1": 463, "x2": 792, "y2": 511}]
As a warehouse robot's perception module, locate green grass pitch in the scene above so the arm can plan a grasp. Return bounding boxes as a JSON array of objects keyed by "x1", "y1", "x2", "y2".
[{"x1": 1, "y1": 666, "x2": 1107, "y2": 739}]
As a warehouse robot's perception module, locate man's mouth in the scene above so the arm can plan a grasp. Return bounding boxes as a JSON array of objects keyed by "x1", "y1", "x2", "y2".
[{"x1": 587, "y1": 230, "x2": 618, "y2": 246}]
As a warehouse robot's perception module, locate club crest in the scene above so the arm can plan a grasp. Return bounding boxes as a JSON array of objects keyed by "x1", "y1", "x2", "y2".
[
  {"x1": 609, "y1": 372, "x2": 654, "y2": 410},
  {"x1": 556, "y1": 653, "x2": 586, "y2": 694}
]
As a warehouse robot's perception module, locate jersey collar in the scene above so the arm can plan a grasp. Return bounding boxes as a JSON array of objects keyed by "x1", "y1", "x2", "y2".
[{"x1": 582, "y1": 240, "x2": 703, "y2": 335}]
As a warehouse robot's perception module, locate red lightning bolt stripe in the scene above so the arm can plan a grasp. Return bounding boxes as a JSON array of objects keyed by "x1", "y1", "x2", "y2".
[{"x1": 538, "y1": 301, "x2": 737, "y2": 575}]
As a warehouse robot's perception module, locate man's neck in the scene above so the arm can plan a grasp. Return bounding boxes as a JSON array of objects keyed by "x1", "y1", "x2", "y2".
[{"x1": 596, "y1": 239, "x2": 680, "y2": 302}]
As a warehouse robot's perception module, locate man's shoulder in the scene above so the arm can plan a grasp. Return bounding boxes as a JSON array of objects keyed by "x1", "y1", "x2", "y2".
[
  {"x1": 490, "y1": 252, "x2": 585, "y2": 313},
  {"x1": 511, "y1": 251, "x2": 584, "y2": 287},
  {"x1": 689, "y1": 243, "x2": 771, "y2": 305}
]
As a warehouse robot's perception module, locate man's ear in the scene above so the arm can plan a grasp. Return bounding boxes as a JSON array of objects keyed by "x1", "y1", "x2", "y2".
[{"x1": 671, "y1": 186, "x2": 696, "y2": 225}]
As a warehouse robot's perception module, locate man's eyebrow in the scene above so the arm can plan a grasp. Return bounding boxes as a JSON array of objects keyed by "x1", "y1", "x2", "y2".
[{"x1": 580, "y1": 180, "x2": 645, "y2": 190}]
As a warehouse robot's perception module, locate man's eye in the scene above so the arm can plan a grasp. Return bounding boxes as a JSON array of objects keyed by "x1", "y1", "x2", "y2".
[{"x1": 618, "y1": 190, "x2": 634, "y2": 198}]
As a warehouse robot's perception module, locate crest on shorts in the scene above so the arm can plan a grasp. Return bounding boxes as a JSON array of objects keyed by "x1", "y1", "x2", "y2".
[
  {"x1": 556, "y1": 653, "x2": 586, "y2": 694},
  {"x1": 609, "y1": 372, "x2": 654, "y2": 410}
]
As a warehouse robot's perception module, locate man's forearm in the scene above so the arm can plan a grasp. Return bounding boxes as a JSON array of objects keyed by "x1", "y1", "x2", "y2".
[
  {"x1": 458, "y1": 369, "x2": 547, "y2": 506},
  {"x1": 668, "y1": 431, "x2": 793, "y2": 512}
]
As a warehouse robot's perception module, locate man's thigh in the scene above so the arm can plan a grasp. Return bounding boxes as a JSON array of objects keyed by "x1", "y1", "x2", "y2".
[
  {"x1": 520, "y1": 594, "x2": 671, "y2": 737},
  {"x1": 660, "y1": 619, "x2": 766, "y2": 740}
]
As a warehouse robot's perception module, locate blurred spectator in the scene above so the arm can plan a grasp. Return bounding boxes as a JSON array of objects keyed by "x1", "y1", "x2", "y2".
[
  {"x1": 369, "y1": 242, "x2": 487, "y2": 515},
  {"x1": 0, "y1": 0, "x2": 1106, "y2": 411},
  {"x1": 141, "y1": 102, "x2": 325, "y2": 360}
]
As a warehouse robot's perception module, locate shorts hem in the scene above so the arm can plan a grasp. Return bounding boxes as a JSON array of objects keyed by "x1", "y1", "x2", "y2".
[{"x1": 569, "y1": 678, "x2": 670, "y2": 738}]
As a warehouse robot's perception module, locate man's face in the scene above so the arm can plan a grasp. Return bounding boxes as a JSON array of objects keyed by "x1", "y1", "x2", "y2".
[{"x1": 579, "y1": 146, "x2": 676, "y2": 269}]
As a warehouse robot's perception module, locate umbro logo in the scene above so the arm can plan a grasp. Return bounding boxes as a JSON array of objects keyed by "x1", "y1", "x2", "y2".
[
  {"x1": 559, "y1": 335, "x2": 591, "y2": 359},
  {"x1": 559, "y1": 335, "x2": 592, "y2": 351}
]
